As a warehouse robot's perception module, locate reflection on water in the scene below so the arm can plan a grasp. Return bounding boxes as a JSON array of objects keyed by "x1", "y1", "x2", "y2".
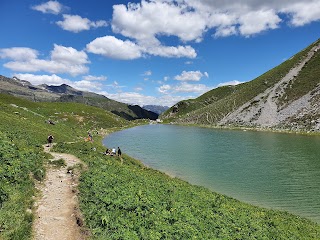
[{"x1": 103, "y1": 124, "x2": 320, "y2": 223}]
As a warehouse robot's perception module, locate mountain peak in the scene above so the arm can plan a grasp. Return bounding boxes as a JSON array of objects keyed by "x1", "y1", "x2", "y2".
[{"x1": 0, "y1": 75, "x2": 159, "y2": 121}]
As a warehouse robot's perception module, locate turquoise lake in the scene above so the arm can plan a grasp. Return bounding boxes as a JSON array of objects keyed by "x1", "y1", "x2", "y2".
[{"x1": 103, "y1": 124, "x2": 320, "y2": 223}]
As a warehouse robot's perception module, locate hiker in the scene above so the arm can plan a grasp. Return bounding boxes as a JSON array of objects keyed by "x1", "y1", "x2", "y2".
[
  {"x1": 117, "y1": 147, "x2": 123, "y2": 164},
  {"x1": 47, "y1": 134, "x2": 54, "y2": 147},
  {"x1": 104, "y1": 148, "x2": 110, "y2": 155},
  {"x1": 88, "y1": 132, "x2": 93, "y2": 142},
  {"x1": 111, "y1": 148, "x2": 116, "y2": 156},
  {"x1": 117, "y1": 147, "x2": 122, "y2": 157},
  {"x1": 48, "y1": 119, "x2": 55, "y2": 125}
]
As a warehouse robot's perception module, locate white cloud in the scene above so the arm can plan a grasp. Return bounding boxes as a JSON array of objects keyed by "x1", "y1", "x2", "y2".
[
  {"x1": 147, "y1": 45, "x2": 197, "y2": 58},
  {"x1": 174, "y1": 70, "x2": 209, "y2": 81},
  {"x1": 32, "y1": 0, "x2": 65, "y2": 15},
  {"x1": 158, "y1": 84, "x2": 172, "y2": 94},
  {"x1": 103, "y1": 92, "x2": 156, "y2": 106},
  {"x1": 110, "y1": 0, "x2": 320, "y2": 44},
  {"x1": 57, "y1": 14, "x2": 108, "y2": 33},
  {"x1": 217, "y1": 80, "x2": 243, "y2": 87},
  {"x1": 1, "y1": 45, "x2": 89, "y2": 76},
  {"x1": 105, "y1": 81, "x2": 125, "y2": 91},
  {"x1": 214, "y1": 26, "x2": 237, "y2": 38},
  {"x1": 4, "y1": 60, "x2": 88, "y2": 76},
  {"x1": 82, "y1": 75, "x2": 107, "y2": 81},
  {"x1": 158, "y1": 82, "x2": 212, "y2": 94},
  {"x1": 14, "y1": 73, "x2": 104, "y2": 93},
  {"x1": 73, "y1": 80, "x2": 103, "y2": 92},
  {"x1": 86, "y1": 35, "x2": 196, "y2": 59},
  {"x1": 15, "y1": 73, "x2": 70, "y2": 86},
  {"x1": 142, "y1": 70, "x2": 152, "y2": 76},
  {"x1": 109, "y1": 1, "x2": 200, "y2": 59},
  {"x1": 101, "y1": 91, "x2": 187, "y2": 107},
  {"x1": 238, "y1": 9, "x2": 281, "y2": 36},
  {"x1": 112, "y1": 1, "x2": 207, "y2": 43},
  {"x1": 51, "y1": 44, "x2": 89, "y2": 65},
  {"x1": 173, "y1": 82, "x2": 212, "y2": 93},
  {"x1": 281, "y1": 1, "x2": 320, "y2": 26},
  {"x1": 0, "y1": 47, "x2": 38, "y2": 61},
  {"x1": 86, "y1": 36, "x2": 143, "y2": 60}
]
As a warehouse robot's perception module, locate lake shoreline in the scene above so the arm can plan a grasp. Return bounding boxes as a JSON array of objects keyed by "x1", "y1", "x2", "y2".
[
  {"x1": 165, "y1": 122, "x2": 320, "y2": 136},
  {"x1": 103, "y1": 123, "x2": 320, "y2": 224},
  {"x1": 56, "y1": 137, "x2": 320, "y2": 239}
]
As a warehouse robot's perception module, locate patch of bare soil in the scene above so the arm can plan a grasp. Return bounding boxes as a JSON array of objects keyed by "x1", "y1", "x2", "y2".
[{"x1": 33, "y1": 145, "x2": 88, "y2": 240}]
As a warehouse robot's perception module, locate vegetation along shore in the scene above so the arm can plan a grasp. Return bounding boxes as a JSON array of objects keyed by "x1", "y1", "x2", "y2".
[{"x1": 0, "y1": 93, "x2": 320, "y2": 239}]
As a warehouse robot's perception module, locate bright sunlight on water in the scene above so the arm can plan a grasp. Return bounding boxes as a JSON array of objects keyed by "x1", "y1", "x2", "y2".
[{"x1": 103, "y1": 124, "x2": 320, "y2": 223}]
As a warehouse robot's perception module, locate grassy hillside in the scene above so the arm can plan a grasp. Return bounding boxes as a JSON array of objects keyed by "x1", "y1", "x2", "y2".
[
  {"x1": 278, "y1": 46, "x2": 320, "y2": 108},
  {"x1": 60, "y1": 95, "x2": 158, "y2": 121},
  {"x1": 161, "y1": 39, "x2": 320, "y2": 127},
  {"x1": 0, "y1": 75, "x2": 159, "y2": 121},
  {"x1": 0, "y1": 93, "x2": 129, "y2": 141},
  {"x1": 0, "y1": 93, "x2": 320, "y2": 239},
  {"x1": 0, "y1": 93, "x2": 129, "y2": 239},
  {"x1": 54, "y1": 141, "x2": 320, "y2": 239}
]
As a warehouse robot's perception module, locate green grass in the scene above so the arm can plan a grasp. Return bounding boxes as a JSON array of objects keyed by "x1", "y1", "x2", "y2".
[
  {"x1": 54, "y1": 141, "x2": 320, "y2": 239},
  {"x1": 0, "y1": 93, "x2": 128, "y2": 239},
  {"x1": 0, "y1": 132, "x2": 46, "y2": 239},
  {"x1": 278, "y1": 46, "x2": 320, "y2": 108},
  {"x1": 1, "y1": 93, "x2": 320, "y2": 239}
]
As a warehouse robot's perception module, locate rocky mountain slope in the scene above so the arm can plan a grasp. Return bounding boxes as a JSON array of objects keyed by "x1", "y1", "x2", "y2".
[
  {"x1": 0, "y1": 75, "x2": 158, "y2": 121},
  {"x1": 161, "y1": 39, "x2": 320, "y2": 132}
]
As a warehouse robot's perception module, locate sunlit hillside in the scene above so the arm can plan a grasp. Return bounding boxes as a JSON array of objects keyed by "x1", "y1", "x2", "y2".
[{"x1": 162, "y1": 39, "x2": 320, "y2": 132}]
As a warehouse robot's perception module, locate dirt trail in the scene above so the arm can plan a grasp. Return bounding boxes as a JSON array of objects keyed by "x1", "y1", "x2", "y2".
[{"x1": 33, "y1": 145, "x2": 86, "y2": 240}]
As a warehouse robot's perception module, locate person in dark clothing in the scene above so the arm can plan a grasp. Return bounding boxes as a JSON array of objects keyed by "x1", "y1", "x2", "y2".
[
  {"x1": 117, "y1": 147, "x2": 123, "y2": 164},
  {"x1": 105, "y1": 148, "x2": 109, "y2": 155},
  {"x1": 47, "y1": 134, "x2": 54, "y2": 147},
  {"x1": 117, "y1": 147, "x2": 122, "y2": 157}
]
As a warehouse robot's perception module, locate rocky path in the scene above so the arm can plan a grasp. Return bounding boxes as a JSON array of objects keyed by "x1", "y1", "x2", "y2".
[{"x1": 33, "y1": 145, "x2": 86, "y2": 240}]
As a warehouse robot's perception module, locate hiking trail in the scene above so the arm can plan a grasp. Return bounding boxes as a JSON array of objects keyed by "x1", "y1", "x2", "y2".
[{"x1": 33, "y1": 145, "x2": 87, "y2": 240}]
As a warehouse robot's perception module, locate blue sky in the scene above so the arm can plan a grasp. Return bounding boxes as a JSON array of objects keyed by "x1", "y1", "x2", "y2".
[{"x1": 0, "y1": 0, "x2": 319, "y2": 107}]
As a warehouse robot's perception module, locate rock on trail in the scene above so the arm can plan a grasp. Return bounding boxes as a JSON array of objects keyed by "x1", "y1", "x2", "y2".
[{"x1": 33, "y1": 145, "x2": 86, "y2": 240}]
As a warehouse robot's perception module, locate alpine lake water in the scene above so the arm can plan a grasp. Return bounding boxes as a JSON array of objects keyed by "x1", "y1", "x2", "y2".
[{"x1": 103, "y1": 124, "x2": 320, "y2": 223}]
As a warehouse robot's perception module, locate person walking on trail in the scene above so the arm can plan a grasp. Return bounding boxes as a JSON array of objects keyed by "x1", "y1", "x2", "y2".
[
  {"x1": 117, "y1": 147, "x2": 122, "y2": 157},
  {"x1": 47, "y1": 134, "x2": 54, "y2": 147}
]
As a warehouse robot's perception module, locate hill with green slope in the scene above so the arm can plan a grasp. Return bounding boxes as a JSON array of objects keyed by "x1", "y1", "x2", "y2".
[
  {"x1": 161, "y1": 39, "x2": 320, "y2": 132},
  {"x1": 0, "y1": 93, "x2": 129, "y2": 142},
  {"x1": 0, "y1": 93, "x2": 130, "y2": 239},
  {"x1": 0, "y1": 75, "x2": 158, "y2": 121}
]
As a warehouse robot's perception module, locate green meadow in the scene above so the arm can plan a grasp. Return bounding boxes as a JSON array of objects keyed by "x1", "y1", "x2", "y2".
[{"x1": 0, "y1": 93, "x2": 319, "y2": 239}]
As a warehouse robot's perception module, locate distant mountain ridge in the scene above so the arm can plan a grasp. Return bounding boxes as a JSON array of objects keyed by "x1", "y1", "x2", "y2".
[
  {"x1": 161, "y1": 39, "x2": 320, "y2": 132},
  {"x1": 0, "y1": 75, "x2": 158, "y2": 121},
  {"x1": 143, "y1": 105, "x2": 169, "y2": 115}
]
